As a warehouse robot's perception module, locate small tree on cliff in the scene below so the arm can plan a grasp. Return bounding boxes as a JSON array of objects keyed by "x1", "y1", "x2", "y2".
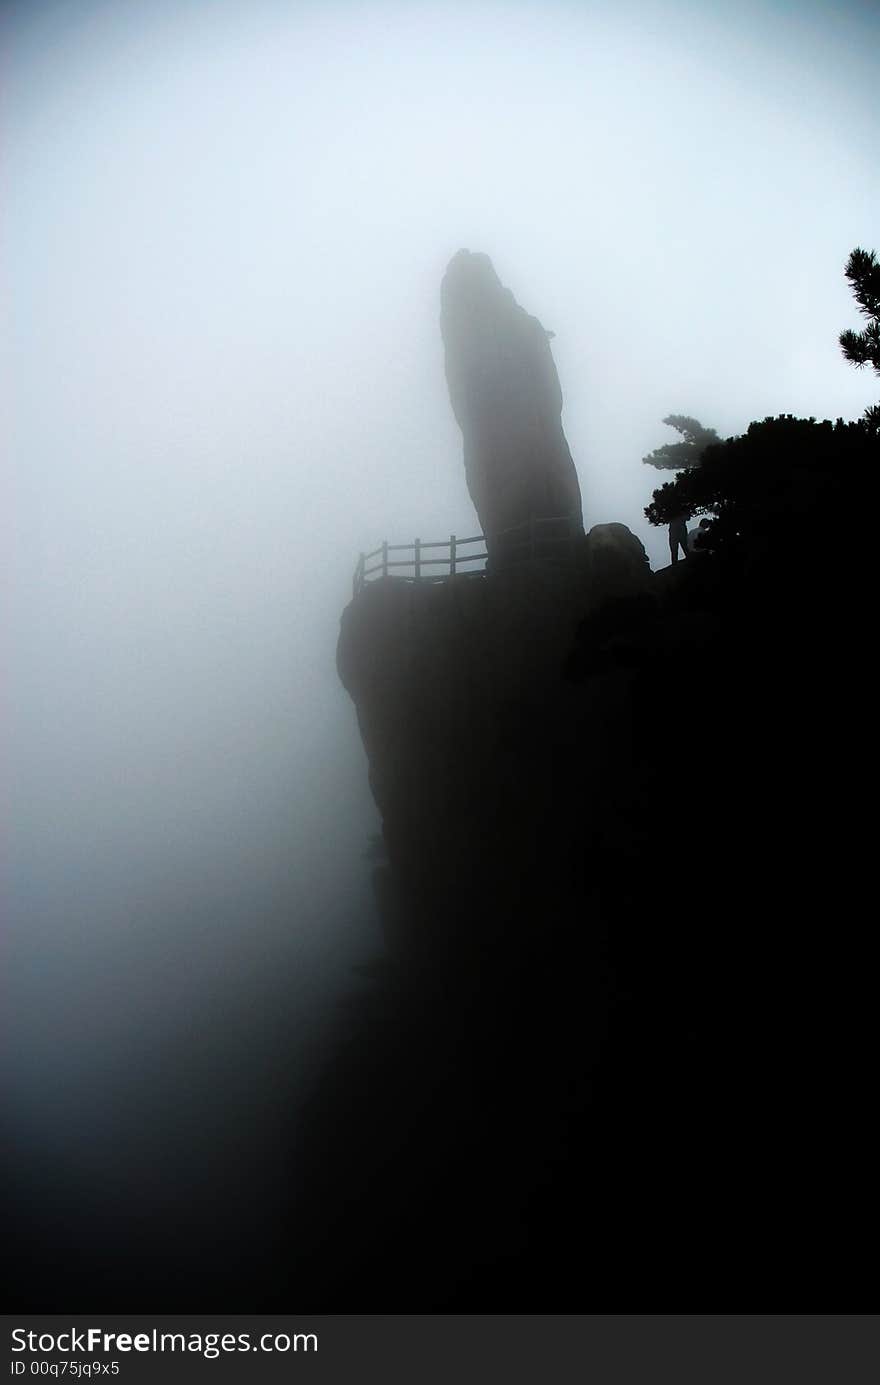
[
  {"x1": 644, "y1": 414, "x2": 876, "y2": 556},
  {"x1": 839, "y1": 246, "x2": 880, "y2": 434},
  {"x1": 642, "y1": 415, "x2": 720, "y2": 470}
]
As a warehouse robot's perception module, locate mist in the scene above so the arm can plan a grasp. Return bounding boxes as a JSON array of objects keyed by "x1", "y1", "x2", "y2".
[{"x1": 5, "y1": 0, "x2": 878, "y2": 1294}]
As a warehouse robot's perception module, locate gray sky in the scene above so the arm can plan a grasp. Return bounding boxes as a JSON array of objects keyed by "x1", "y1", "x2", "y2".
[{"x1": 4, "y1": 0, "x2": 878, "y2": 1241}]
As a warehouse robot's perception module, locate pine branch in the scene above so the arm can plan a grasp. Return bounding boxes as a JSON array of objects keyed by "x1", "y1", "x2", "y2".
[
  {"x1": 839, "y1": 323, "x2": 880, "y2": 375},
  {"x1": 643, "y1": 414, "x2": 719, "y2": 468},
  {"x1": 844, "y1": 248, "x2": 880, "y2": 319}
]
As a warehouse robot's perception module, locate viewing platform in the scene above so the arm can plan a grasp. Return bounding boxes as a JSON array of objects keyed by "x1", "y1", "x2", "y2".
[{"x1": 352, "y1": 515, "x2": 581, "y2": 597}]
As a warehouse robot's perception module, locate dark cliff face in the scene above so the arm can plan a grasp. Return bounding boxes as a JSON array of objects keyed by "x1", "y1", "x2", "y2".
[
  {"x1": 337, "y1": 526, "x2": 649, "y2": 957},
  {"x1": 440, "y1": 250, "x2": 584, "y2": 549},
  {"x1": 287, "y1": 536, "x2": 866, "y2": 1309}
]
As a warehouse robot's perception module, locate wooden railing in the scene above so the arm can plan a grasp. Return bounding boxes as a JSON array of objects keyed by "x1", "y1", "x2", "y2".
[{"x1": 352, "y1": 515, "x2": 579, "y2": 596}]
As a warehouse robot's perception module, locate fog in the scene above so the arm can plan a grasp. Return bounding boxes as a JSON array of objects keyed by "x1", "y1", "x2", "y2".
[{"x1": 5, "y1": 0, "x2": 878, "y2": 1281}]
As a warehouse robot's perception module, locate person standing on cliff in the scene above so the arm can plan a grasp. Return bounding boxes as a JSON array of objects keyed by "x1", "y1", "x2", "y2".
[{"x1": 668, "y1": 512, "x2": 690, "y2": 564}]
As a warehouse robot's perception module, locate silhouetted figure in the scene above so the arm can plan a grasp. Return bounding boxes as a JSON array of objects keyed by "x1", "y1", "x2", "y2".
[
  {"x1": 669, "y1": 513, "x2": 690, "y2": 563},
  {"x1": 688, "y1": 518, "x2": 712, "y2": 554}
]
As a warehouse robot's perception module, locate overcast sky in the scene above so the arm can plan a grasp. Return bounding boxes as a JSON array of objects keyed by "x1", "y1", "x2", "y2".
[{"x1": 4, "y1": 0, "x2": 878, "y2": 1251}]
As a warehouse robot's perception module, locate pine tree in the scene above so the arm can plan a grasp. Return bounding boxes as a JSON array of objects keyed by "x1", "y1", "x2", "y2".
[
  {"x1": 644, "y1": 414, "x2": 874, "y2": 546},
  {"x1": 839, "y1": 246, "x2": 880, "y2": 434},
  {"x1": 642, "y1": 414, "x2": 719, "y2": 470},
  {"x1": 839, "y1": 247, "x2": 880, "y2": 373}
]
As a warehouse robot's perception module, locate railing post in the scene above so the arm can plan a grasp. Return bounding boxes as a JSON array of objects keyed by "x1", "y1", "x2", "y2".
[
  {"x1": 450, "y1": 534, "x2": 456, "y2": 576},
  {"x1": 354, "y1": 552, "x2": 364, "y2": 598},
  {"x1": 414, "y1": 537, "x2": 421, "y2": 582},
  {"x1": 382, "y1": 539, "x2": 388, "y2": 579}
]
